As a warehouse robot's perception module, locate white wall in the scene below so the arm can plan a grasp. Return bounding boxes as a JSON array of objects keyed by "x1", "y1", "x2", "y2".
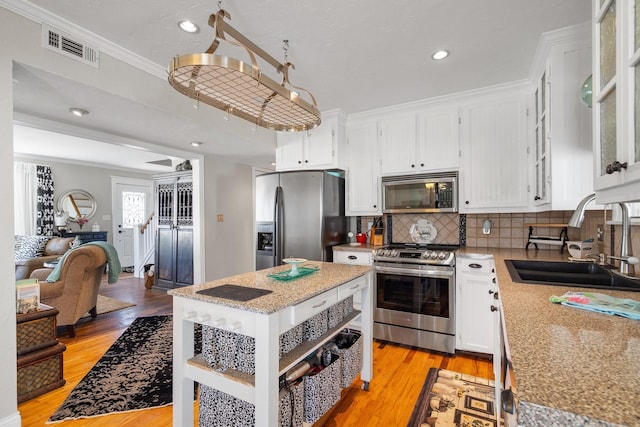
[
  {"x1": 0, "y1": 7, "x2": 263, "y2": 423},
  {"x1": 14, "y1": 156, "x2": 155, "y2": 239},
  {"x1": 203, "y1": 156, "x2": 255, "y2": 281},
  {"x1": 0, "y1": 34, "x2": 20, "y2": 427}
]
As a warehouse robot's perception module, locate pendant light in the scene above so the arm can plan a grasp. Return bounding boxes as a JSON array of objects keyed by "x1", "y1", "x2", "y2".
[{"x1": 168, "y1": 8, "x2": 321, "y2": 132}]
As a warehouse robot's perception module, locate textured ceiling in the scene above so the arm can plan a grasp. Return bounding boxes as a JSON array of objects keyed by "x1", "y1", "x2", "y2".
[{"x1": 6, "y1": 0, "x2": 591, "y2": 170}]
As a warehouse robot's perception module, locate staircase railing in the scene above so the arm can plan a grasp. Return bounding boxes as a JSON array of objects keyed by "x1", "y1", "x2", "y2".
[{"x1": 134, "y1": 211, "x2": 155, "y2": 278}]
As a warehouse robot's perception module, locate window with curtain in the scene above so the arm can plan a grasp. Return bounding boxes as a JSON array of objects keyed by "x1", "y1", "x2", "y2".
[
  {"x1": 36, "y1": 165, "x2": 55, "y2": 236},
  {"x1": 14, "y1": 162, "x2": 54, "y2": 236}
]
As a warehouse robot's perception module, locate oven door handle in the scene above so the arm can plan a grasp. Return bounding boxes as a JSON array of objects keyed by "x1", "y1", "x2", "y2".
[{"x1": 375, "y1": 265, "x2": 454, "y2": 279}]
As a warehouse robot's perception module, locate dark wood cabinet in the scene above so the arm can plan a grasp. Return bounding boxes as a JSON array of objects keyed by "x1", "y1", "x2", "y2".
[
  {"x1": 154, "y1": 171, "x2": 193, "y2": 290},
  {"x1": 60, "y1": 231, "x2": 108, "y2": 244}
]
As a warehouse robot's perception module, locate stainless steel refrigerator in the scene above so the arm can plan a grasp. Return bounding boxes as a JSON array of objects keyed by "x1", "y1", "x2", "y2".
[{"x1": 255, "y1": 170, "x2": 348, "y2": 270}]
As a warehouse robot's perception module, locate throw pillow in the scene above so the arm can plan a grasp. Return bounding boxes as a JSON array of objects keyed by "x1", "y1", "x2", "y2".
[
  {"x1": 15, "y1": 235, "x2": 50, "y2": 261},
  {"x1": 34, "y1": 236, "x2": 50, "y2": 256},
  {"x1": 14, "y1": 235, "x2": 24, "y2": 254}
]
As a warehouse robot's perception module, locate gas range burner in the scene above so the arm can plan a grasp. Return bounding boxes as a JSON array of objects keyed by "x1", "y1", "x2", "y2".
[{"x1": 373, "y1": 243, "x2": 458, "y2": 266}]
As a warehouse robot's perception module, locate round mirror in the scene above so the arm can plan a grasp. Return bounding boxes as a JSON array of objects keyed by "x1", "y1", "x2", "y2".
[{"x1": 56, "y1": 189, "x2": 97, "y2": 221}]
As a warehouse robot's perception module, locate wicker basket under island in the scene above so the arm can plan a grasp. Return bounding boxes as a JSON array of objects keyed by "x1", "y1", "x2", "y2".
[{"x1": 16, "y1": 304, "x2": 66, "y2": 403}]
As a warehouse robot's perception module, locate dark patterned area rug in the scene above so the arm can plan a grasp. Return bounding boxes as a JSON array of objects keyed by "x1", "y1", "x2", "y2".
[
  {"x1": 47, "y1": 315, "x2": 182, "y2": 423},
  {"x1": 407, "y1": 367, "x2": 503, "y2": 427}
]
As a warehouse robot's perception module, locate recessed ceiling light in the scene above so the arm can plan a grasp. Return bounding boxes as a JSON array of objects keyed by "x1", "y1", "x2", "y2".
[
  {"x1": 432, "y1": 50, "x2": 449, "y2": 60},
  {"x1": 191, "y1": 141, "x2": 203, "y2": 147},
  {"x1": 69, "y1": 108, "x2": 89, "y2": 117},
  {"x1": 178, "y1": 20, "x2": 199, "y2": 33}
]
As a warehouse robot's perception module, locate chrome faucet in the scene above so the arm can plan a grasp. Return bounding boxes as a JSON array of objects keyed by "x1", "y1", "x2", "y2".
[{"x1": 568, "y1": 193, "x2": 633, "y2": 274}]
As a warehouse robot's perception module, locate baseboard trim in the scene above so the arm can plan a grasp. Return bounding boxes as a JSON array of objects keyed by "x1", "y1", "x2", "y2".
[{"x1": 0, "y1": 412, "x2": 21, "y2": 427}]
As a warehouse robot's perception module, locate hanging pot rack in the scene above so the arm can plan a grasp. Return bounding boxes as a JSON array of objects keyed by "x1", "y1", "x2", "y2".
[{"x1": 168, "y1": 9, "x2": 321, "y2": 132}]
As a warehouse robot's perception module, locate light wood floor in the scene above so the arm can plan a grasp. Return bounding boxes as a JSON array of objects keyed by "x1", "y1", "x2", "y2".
[{"x1": 18, "y1": 274, "x2": 492, "y2": 426}]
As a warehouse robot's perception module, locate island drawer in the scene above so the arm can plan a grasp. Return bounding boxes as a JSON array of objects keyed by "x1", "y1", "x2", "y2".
[
  {"x1": 336, "y1": 275, "x2": 367, "y2": 300},
  {"x1": 288, "y1": 289, "x2": 338, "y2": 327}
]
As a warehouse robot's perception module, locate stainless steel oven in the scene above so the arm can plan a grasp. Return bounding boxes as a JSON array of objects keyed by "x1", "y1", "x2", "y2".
[{"x1": 373, "y1": 245, "x2": 456, "y2": 354}]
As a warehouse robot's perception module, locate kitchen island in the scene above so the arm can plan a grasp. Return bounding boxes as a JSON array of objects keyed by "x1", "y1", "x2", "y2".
[
  {"x1": 169, "y1": 261, "x2": 373, "y2": 427},
  {"x1": 461, "y1": 247, "x2": 640, "y2": 427}
]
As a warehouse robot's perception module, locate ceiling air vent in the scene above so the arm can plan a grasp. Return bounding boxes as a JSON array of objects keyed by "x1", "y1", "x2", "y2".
[{"x1": 41, "y1": 24, "x2": 99, "y2": 68}]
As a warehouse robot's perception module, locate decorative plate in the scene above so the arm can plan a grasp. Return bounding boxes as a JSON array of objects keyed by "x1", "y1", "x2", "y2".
[
  {"x1": 268, "y1": 266, "x2": 319, "y2": 281},
  {"x1": 409, "y1": 219, "x2": 437, "y2": 244}
]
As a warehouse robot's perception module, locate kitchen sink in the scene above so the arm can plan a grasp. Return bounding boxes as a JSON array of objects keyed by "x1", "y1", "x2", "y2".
[{"x1": 505, "y1": 260, "x2": 640, "y2": 292}]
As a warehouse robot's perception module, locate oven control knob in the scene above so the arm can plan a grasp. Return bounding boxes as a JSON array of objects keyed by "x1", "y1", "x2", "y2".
[
  {"x1": 438, "y1": 251, "x2": 448, "y2": 260},
  {"x1": 430, "y1": 251, "x2": 438, "y2": 259},
  {"x1": 390, "y1": 250, "x2": 398, "y2": 257},
  {"x1": 421, "y1": 251, "x2": 431, "y2": 259}
]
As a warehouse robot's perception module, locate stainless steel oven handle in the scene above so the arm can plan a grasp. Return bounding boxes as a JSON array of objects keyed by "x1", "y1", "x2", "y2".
[{"x1": 375, "y1": 265, "x2": 454, "y2": 279}]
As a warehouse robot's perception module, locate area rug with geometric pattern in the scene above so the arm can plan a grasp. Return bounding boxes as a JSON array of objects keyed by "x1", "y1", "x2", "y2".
[
  {"x1": 47, "y1": 315, "x2": 175, "y2": 423},
  {"x1": 407, "y1": 367, "x2": 503, "y2": 427}
]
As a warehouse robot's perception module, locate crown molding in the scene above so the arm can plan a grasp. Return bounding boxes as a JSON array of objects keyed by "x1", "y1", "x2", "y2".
[
  {"x1": 348, "y1": 79, "x2": 530, "y2": 121},
  {"x1": 528, "y1": 21, "x2": 592, "y2": 82},
  {"x1": 0, "y1": 0, "x2": 166, "y2": 80}
]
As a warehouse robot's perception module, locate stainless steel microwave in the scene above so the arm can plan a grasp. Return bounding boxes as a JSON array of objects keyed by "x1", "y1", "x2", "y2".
[{"x1": 382, "y1": 172, "x2": 458, "y2": 213}]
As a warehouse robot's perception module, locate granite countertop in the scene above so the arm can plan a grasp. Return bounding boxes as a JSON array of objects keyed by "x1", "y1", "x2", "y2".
[
  {"x1": 333, "y1": 243, "x2": 379, "y2": 253},
  {"x1": 460, "y1": 247, "x2": 640, "y2": 426},
  {"x1": 168, "y1": 262, "x2": 371, "y2": 314}
]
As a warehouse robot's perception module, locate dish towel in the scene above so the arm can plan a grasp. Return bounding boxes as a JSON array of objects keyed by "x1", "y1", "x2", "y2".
[
  {"x1": 549, "y1": 291, "x2": 640, "y2": 320},
  {"x1": 46, "y1": 241, "x2": 122, "y2": 284}
]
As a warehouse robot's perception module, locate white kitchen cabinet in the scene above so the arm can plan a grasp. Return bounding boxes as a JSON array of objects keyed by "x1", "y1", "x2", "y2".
[
  {"x1": 378, "y1": 113, "x2": 417, "y2": 175},
  {"x1": 345, "y1": 119, "x2": 381, "y2": 216},
  {"x1": 378, "y1": 107, "x2": 459, "y2": 175},
  {"x1": 532, "y1": 59, "x2": 551, "y2": 206},
  {"x1": 276, "y1": 110, "x2": 346, "y2": 171},
  {"x1": 530, "y1": 24, "x2": 594, "y2": 210},
  {"x1": 593, "y1": 0, "x2": 640, "y2": 203},
  {"x1": 455, "y1": 254, "x2": 497, "y2": 354},
  {"x1": 416, "y1": 106, "x2": 460, "y2": 171},
  {"x1": 459, "y1": 89, "x2": 530, "y2": 213}
]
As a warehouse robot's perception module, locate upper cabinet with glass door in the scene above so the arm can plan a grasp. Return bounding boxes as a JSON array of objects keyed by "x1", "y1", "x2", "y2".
[
  {"x1": 532, "y1": 62, "x2": 550, "y2": 206},
  {"x1": 593, "y1": 0, "x2": 640, "y2": 202},
  {"x1": 529, "y1": 23, "x2": 593, "y2": 210}
]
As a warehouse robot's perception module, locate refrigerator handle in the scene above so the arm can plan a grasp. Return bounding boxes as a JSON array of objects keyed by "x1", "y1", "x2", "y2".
[{"x1": 274, "y1": 186, "x2": 283, "y2": 266}]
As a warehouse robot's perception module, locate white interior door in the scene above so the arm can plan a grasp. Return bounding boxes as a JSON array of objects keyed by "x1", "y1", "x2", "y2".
[{"x1": 112, "y1": 179, "x2": 152, "y2": 268}]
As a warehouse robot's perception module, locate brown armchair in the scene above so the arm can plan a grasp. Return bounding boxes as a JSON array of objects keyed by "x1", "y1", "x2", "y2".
[
  {"x1": 15, "y1": 237, "x2": 75, "y2": 280},
  {"x1": 29, "y1": 245, "x2": 107, "y2": 338}
]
